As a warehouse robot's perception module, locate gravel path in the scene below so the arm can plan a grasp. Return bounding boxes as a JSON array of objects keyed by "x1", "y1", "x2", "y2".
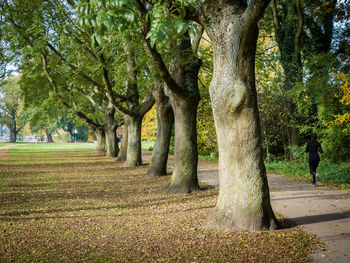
[{"x1": 143, "y1": 151, "x2": 350, "y2": 263}]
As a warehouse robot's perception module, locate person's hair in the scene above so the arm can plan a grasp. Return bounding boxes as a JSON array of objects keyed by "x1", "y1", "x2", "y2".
[
  {"x1": 311, "y1": 133, "x2": 317, "y2": 147},
  {"x1": 311, "y1": 133, "x2": 317, "y2": 141}
]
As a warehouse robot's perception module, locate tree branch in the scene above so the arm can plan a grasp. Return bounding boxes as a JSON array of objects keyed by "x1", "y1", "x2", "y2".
[
  {"x1": 135, "y1": 0, "x2": 184, "y2": 97},
  {"x1": 243, "y1": 0, "x2": 272, "y2": 29},
  {"x1": 271, "y1": 0, "x2": 280, "y2": 29},
  {"x1": 139, "y1": 91, "x2": 155, "y2": 117},
  {"x1": 294, "y1": 0, "x2": 304, "y2": 57},
  {"x1": 46, "y1": 42, "x2": 104, "y2": 89},
  {"x1": 192, "y1": 24, "x2": 204, "y2": 54},
  {"x1": 41, "y1": 51, "x2": 104, "y2": 129}
]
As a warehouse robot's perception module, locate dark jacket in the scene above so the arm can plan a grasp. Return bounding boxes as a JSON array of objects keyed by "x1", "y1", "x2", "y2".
[{"x1": 305, "y1": 140, "x2": 323, "y2": 161}]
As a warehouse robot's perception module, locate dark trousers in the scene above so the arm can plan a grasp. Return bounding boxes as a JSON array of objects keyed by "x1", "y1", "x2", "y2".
[{"x1": 309, "y1": 158, "x2": 320, "y2": 184}]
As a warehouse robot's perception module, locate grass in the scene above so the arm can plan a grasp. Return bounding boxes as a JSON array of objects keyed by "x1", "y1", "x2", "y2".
[
  {"x1": 0, "y1": 143, "x2": 320, "y2": 262},
  {"x1": 141, "y1": 140, "x2": 155, "y2": 151},
  {"x1": 265, "y1": 160, "x2": 350, "y2": 190}
]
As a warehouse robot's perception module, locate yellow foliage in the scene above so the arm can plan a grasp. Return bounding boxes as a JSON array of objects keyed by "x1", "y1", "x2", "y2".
[
  {"x1": 141, "y1": 105, "x2": 157, "y2": 141},
  {"x1": 329, "y1": 73, "x2": 350, "y2": 132}
]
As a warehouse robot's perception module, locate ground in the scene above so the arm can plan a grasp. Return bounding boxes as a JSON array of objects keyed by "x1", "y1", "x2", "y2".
[{"x1": 0, "y1": 143, "x2": 320, "y2": 263}]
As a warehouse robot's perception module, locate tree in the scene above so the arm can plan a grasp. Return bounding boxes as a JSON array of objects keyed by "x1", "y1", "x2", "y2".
[
  {"x1": 0, "y1": 75, "x2": 27, "y2": 142},
  {"x1": 194, "y1": 0, "x2": 278, "y2": 231},
  {"x1": 146, "y1": 81, "x2": 174, "y2": 177},
  {"x1": 331, "y1": 73, "x2": 350, "y2": 133},
  {"x1": 87, "y1": 0, "x2": 203, "y2": 191}
]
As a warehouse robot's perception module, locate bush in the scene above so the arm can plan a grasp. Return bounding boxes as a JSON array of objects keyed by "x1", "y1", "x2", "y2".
[{"x1": 288, "y1": 145, "x2": 307, "y2": 162}]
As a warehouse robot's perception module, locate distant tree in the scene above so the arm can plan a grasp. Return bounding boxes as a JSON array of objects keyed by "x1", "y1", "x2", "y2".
[
  {"x1": 330, "y1": 73, "x2": 350, "y2": 133},
  {"x1": 75, "y1": 125, "x2": 89, "y2": 142},
  {"x1": 0, "y1": 75, "x2": 27, "y2": 142}
]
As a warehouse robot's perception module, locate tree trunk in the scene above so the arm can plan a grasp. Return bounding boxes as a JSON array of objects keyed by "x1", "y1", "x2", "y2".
[
  {"x1": 117, "y1": 123, "x2": 128, "y2": 161},
  {"x1": 167, "y1": 92, "x2": 200, "y2": 193},
  {"x1": 124, "y1": 116, "x2": 142, "y2": 167},
  {"x1": 95, "y1": 129, "x2": 106, "y2": 153},
  {"x1": 147, "y1": 86, "x2": 174, "y2": 177},
  {"x1": 46, "y1": 131, "x2": 54, "y2": 143},
  {"x1": 67, "y1": 131, "x2": 73, "y2": 143},
  {"x1": 9, "y1": 114, "x2": 17, "y2": 143},
  {"x1": 163, "y1": 38, "x2": 201, "y2": 193},
  {"x1": 9, "y1": 128, "x2": 16, "y2": 142},
  {"x1": 104, "y1": 110, "x2": 118, "y2": 157},
  {"x1": 200, "y1": 3, "x2": 278, "y2": 231}
]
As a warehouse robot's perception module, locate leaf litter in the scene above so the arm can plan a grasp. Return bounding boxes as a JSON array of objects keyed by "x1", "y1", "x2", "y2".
[{"x1": 0, "y1": 145, "x2": 321, "y2": 262}]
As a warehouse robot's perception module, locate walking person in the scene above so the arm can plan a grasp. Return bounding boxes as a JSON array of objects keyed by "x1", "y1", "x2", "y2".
[{"x1": 305, "y1": 133, "x2": 323, "y2": 187}]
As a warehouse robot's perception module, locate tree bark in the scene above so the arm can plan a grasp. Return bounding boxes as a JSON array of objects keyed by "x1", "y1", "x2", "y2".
[
  {"x1": 9, "y1": 112, "x2": 17, "y2": 142},
  {"x1": 67, "y1": 131, "x2": 73, "y2": 143},
  {"x1": 199, "y1": 1, "x2": 278, "y2": 231},
  {"x1": 147, "y1": 85, "x2": 174, "y2": 177},
  {"x1": 167, "y1": 91, "x2": 200, "y2": 192},
  {"x1": 104, "y1": 108, "x2": 118, "y2": 157},
  {"x1": 9, "y1": 128, "x2": 16, "y2": 142},
  {"x1": 46, "y1": 131, "x2": 54, "y2": 143},
  {"x1": 95, "y1": 128, "x2": 106, "y2": 153},
  {"x1": 137, "y1": 4, "x2": 201, "y2": 192},
  {"x1": 124, "y1": 115, "x2": 142, "y2": 167},
  {"x1": 117, "y1": 122, "x2": 128, "y2": 161}
]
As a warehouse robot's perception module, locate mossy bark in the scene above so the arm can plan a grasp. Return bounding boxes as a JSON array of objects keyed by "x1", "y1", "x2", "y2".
[
  {"x1": 199, "y1": 1, "x2": 278, "y2": 231},
  {"x1": 104, "y1": 109, "x2": 119, "y2": 158},
  {"x1": 167, "y1": 92, "x2": 200, "y2": 193},
  {"x1": 147, "y1": 87, "x2": 174, "y2": 177},
  {"x1": 164, "y1": 39, "x2": 201, "y2": 193},
  {"x1": 95, "y1": 129, "x2": 106, "y2": 153},
  {"x1": 124, "y1": 116, "x2": 142, "y2": 167}
]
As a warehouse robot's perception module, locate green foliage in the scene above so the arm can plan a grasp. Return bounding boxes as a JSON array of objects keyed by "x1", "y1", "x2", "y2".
[
  {"x1": 141, "y1": 140, "x2": 154, "y2": 151},
  {"x1": 288, "y1": 145, "x2": 307, "y2": 162},
  {"x1": 0, "y1": 75, "x2": 29, "y2": 139},
  {"x1": 320, "y1": 127, "x2": 350, "y2": 162},
  {"x1": 266, "y1": 159, "x2": 350, "y2": 187},
  {"x1": 75, "y1": 125, "x2": 89, "y2": 142}
]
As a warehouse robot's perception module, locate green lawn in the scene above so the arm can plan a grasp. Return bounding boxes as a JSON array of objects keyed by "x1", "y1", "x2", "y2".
[{"x1": 0, "y1": 143, "x2": 319, "y2": 262}]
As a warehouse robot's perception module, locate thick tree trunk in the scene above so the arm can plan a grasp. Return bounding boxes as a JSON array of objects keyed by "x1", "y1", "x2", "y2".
[
  {"x1": 124, "y1": 116, "x2": 142, "y2": 167},
  {"x1": 95, "y1": 129, "x2": 106, "y2": 153},
  {"x1": 147, "y1": 87, "x2": 174, "y2": 177},
  {"x1": 46, "y1": 131, "x2": 54, "y2": 143},
  {"x1": 167, "y1": 92, "x2": 200, "y2": 193},
  {"x1": 117, "y1": 123, "x2": 128, "y2": 161},
  {"x1": 200, "y1": 3, "x2": 278, "y2": 231},
  {"x1": 104, "y1": 111, "x2": 118, "y2": 158}
]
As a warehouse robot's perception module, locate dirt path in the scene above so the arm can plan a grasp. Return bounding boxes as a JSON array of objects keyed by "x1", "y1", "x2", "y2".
[
  {"x1": 143, "y1": 151, "x2": 350, "y2": 263},
  {"x1": 0, "y1": 144, "x2": 17, "y2": 151}
]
